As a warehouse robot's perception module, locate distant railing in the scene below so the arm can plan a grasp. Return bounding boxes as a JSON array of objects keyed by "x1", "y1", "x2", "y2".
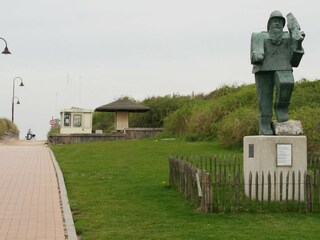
[
  {"x1": 168, "y1": 155, "x2": 320, "y2": 213},
  {"x1": 47, "y1": 128, "x2": 163, "y2": 144},
  {"x1": 47, "y1": 133, "x2": 126, "y2": 144}
]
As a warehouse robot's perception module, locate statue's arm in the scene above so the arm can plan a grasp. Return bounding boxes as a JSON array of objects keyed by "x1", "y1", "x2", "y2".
[
  {"x1": 250, "y1": 33, "x2": 265, "y2": 64},
  {"x1": 291, "y1": 32, "x2": 305, "y2": 67},
  {"x1": 286, "y1": 13, "x2": 305, "y2": 67}
]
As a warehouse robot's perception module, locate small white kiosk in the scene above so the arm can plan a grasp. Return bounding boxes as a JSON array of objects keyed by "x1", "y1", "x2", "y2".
[{"x1": 60, "y1": 107, "x2": 93, "y2": 134}]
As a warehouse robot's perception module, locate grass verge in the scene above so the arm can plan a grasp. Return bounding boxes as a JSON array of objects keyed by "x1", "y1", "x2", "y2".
[{"x1": 51, "y1": 139, "x2": 320, "y2": 240}]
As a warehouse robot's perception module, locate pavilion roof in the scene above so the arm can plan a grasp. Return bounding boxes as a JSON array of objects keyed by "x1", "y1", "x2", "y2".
[{"x1": 95, "y1": 99, "x2": 150, "y2": 112}]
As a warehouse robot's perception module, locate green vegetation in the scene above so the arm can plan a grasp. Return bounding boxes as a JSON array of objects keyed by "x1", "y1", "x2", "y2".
[
  {"x1": 93, "y1": 79, "x2": 320, "y2": 155},
  {"x1": 130, "y1": 95, "x2": 192, "y2": 128},
  {"x1": 51, "y1": 79, "x2": 320, "y2": 239},
  {"x1": 164, "y1": 84, "x2": 258, "y2": 145},
  {"x1": 50, "y1": 79, "x2": 320, "y2": 240},
  {"x1": 92, "y1": 95, "x2": 192, "y2": 133},
  {"x1": 163, "y1": 80, "x2": 320, "y2": 153},
  {"x1": 92, "y1": 112, "x2": 114, "y2": 133},
  {"x1": 48, "y1": 127, "x2": 60, "y2": 135},
  {"x1": 0, "y1": 118, "x2": 19, "y2": 136},
  {"x1": 52, "y1": 139, "x2": 320, "y2": 240}
]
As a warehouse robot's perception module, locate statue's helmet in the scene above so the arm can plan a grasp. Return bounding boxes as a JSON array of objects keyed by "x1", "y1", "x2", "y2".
[{"x1": 267, "y1": 10, "x2": 286, "y2": 30}]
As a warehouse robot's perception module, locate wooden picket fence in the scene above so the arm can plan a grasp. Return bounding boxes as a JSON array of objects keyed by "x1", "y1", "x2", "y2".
[{"x1": 168, "y1": 155, "x2": 320, "y2": 213}]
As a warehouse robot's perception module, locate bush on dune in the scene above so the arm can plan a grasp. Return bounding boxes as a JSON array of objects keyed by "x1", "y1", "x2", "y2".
[{"x1": 0, "y1": 118, "x2": 19, "y2": 136}]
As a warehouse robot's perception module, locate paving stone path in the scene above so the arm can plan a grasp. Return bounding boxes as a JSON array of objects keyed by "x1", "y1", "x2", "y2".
[{"x1": 0, "y1": 140, "x2": 75, "y2": 240}]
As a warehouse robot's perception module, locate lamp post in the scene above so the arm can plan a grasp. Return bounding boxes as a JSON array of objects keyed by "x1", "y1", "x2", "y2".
[
  {"x1": 0, "y1": 37, "x2": 11, "y2": 54},
  {"x1": 12, "y1": 77, "x2": 24, "y2": 123}
]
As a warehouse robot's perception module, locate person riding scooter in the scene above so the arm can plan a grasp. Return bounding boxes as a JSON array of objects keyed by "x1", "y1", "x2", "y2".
[{"x1": 26, "y1": 129, "x2": 36, "y2": 140}]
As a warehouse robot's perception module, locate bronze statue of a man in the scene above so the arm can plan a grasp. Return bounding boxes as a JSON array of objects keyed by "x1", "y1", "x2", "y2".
[{"x1": 251, "y1": 10, "x2": 305, "y2": 135}]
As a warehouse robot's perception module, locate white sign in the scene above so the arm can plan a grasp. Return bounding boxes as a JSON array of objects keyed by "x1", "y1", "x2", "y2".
[{"x1": 277, "y1": 144, "x2": 292, "y2": 166}]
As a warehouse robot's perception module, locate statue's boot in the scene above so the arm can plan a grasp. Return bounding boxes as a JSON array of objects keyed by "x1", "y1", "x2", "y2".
[
  {"x1": 259, "y1": 117, "x2": 273, "y2": 135},
  {"x1": 275, "y1": 103, "x2": 289, "y2": 122}
]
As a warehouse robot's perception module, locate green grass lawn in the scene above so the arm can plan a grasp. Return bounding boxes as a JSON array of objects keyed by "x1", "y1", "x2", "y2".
[{"x1": 51, "y1": 139, "x2": 320, "y2": 240}]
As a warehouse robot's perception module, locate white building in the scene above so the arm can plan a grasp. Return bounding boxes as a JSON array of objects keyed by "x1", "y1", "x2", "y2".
[{"x1": 60, "y1": 107, "x2": 93, "y2": 134}]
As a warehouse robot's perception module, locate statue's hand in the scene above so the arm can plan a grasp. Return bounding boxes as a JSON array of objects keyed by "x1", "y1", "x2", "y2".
[
  {"x1": 252, "y1": 53, "x2": 264, "y2": 63},
  {"x1": 297, "y1": 31, "x2": 305, "y2": 50}
]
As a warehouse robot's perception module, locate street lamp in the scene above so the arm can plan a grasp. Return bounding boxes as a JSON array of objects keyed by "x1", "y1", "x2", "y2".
[
  {"x1": 14, "y1": 97, "x2": 20, "y2": 104},
  {"x1": 0, "y1": 37, "x2": 11, "y2": 54},
  {"x1": 12, "y1": 77, "x2": 24, "y2": 123}
]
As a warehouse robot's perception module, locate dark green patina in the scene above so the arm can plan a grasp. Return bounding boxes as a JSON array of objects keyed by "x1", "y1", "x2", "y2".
[{"x1": 251, "y1": 10, "x2": 305, "y2": 135}]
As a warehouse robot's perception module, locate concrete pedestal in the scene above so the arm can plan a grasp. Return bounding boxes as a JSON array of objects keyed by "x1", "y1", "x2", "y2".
[{"x1": 243, "y1": 135, "x2": 307, "y2": 201}]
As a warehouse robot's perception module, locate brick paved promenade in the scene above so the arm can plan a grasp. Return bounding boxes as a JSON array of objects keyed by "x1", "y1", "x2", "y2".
[{"x1": 0, "y1": 140, "x2": 70, "y2": 240}]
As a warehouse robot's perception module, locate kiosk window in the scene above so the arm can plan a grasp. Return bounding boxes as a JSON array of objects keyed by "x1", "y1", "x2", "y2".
[
  {"x1": 64, "y1": 113, "x2": 71, "y2": 126},
  {"x1": 73, "y1": 115, "x2": 82, "y2": 127}
]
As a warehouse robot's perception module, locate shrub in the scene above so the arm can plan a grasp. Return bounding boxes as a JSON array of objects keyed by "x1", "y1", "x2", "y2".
[
  {"x1": 216, "y1": 107, "x2": 259, "y2": 148},
  {"x1": 205, "y1": 84, "x2": 243, "y2": 99},
  {"x1": 169, "y1": 84, "x2": 258, "y2": 139},
  {"x1": 186, "y1": 102, "x2": 215, "y2": 137},
  {"x1": 291, "y1": 79, "x2": 320, "y2": 110},
  {"x1": 0, "y1": 118, "x2": 19, "y2": 136},
  {"x1": 92, "y1": 112, "x2": 114, "y2": 133},
  {"x1": 164, "y1": 105, "x2": 192, "y2": 135},
  {"x1": 47, "y1": 127, "x2": 60, "y2": 135},
  {"x1": 291, "y1": 106, "x2": 320, "y2": 156},
  {"x1": 130, "y1": 95, "x2": 192, "y2": 128}
]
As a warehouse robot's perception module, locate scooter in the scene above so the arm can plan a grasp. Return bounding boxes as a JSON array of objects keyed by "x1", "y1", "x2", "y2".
[{"x1": 26, "y1": 133, "x2": 36, "y2": 140}]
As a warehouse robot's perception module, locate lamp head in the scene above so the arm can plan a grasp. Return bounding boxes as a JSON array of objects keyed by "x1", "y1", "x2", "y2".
[
  {"x1": 17, "y1": 100, "x2": 20, "y2": 104},
  {"x1": 2, "y1": 46, "x2": 11, "y2": 54},
  {"x1": 19, "y1": 82, "x2": 24, "y2": 87}
]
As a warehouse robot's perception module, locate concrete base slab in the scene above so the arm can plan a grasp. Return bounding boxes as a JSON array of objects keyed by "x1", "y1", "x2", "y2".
[{"x1": 243, "y1": 135, "x2": 307, "y2": 201}]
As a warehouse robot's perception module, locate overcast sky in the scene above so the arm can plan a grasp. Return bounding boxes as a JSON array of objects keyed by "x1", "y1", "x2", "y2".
[{"x1": 0, "y1": 0, "x2": 319, "y2": 140}]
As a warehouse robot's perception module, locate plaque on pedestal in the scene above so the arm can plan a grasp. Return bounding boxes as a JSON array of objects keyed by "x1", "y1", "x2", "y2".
[
  {"x1": 243, "y1": 136, "x2": 307, "y2": 201},
  {"x1": 276, "y1": 144, "x2": 292, "y2": 166}
]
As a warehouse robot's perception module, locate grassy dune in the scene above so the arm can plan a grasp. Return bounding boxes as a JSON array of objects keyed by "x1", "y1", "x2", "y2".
[{"x1": 0, "y1": 118, "x2": 19, "y2": 136}]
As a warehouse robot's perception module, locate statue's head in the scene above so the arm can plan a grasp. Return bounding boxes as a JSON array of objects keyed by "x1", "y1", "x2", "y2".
[
  {"x1": 267, "y1": 10, "x2": 286, "y2": 31},
  {"x1": 268, "y1": 10, "x2": 285, "y2": 45}
]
